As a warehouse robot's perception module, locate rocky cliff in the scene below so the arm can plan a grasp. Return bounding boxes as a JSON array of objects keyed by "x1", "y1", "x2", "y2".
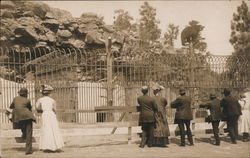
[{"x1": 0, "y1": 1, "x2": 121, "y2": 50}]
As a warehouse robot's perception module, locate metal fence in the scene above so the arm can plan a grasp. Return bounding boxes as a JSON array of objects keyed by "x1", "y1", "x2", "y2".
[{"x1": 0, "y1": 46, "x2": 249, "y2": 125}]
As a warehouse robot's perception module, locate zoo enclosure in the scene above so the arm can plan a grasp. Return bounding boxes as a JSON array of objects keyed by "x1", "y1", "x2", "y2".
[{"x1": 0, "y1": 44, "x2": 249, "y2": 125}]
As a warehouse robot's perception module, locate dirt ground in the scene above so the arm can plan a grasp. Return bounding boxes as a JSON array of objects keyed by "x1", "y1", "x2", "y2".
[{"x1": 1, "y1": 133, "x2": 250, "y2": 158}]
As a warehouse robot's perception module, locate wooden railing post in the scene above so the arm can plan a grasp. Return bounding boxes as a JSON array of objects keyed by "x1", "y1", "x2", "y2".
[{"x1": 106, "y1": 37, "x2": 113, "y2": 121}]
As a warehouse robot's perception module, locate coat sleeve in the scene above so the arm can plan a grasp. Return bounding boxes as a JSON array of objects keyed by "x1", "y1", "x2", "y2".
[
  {"x1": 220, "y1": 99, "x2": 225, "y2": 108},
  {"x1": 152, "y1": 99, "x2": 158, "y2": 112},
  {"x1": 136, "y1": 98, "x2": 141, "y2": 112},
  {"x1": 27, "y1": 100, "x2": 32, "y2": 111},
  {"x1": 237, "y1": 100, "x2": 242, "y2": 115},
  {"x1": 171, "y1": 98, "x2": 180, "y2": 108},
  {"x1": 9, "y1": 100, "x2": 15, "y2": 109},
  {"x1": 163, "y1": 98, "x2": 168, "y2": 108},
  {"x1": 35, "y1": 99, "x2": 43, "y2": 113}
]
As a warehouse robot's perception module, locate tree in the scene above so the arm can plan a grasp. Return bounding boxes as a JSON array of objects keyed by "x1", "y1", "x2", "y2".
[
  {"x1": 230, "y1": 1, "x2": 250, "y2": 56},
  {"x1": 181, "y1": 20, "x2": 207, "y2": 53},
  {"x1": 113, "y1": 9, "x2": 134, "y2": 31},
  {"x1": 138, "y1": 2, "x2": 161, "y2": 47},
  {"x1": 226, "y1": 1, "x2": 250, "y2": 86},
  {"x1": 163, "y1": 24, "x2": 179, "y2": 47}
]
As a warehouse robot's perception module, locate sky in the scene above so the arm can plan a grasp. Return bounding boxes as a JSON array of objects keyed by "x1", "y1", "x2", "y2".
[{"x1": 43, "y1": 1, "x2": 245, "y2": 56}]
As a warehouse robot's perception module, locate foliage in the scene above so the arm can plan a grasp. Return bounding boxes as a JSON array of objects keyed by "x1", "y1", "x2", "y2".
[
  {"x1": 163, "y1": 24, "x2": 179, "y2": 47},
  {"x1": 113, "y1": 9, "x2": 134, "y2": 32},
  {"x1": 138, "y1": 2, "x2": 161, "y2": 48},
  {"x1": 230, "y1": 1, "x2": 250, "y2": 56},
  {"x1": 181, "y1": 20, "x2": 207, "y2": 53},
  {"x1": 226, "y1": 1, "x2": 250, "y2": 85}
]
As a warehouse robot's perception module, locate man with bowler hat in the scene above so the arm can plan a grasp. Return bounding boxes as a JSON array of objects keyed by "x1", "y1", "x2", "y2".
[
  {"x1": 199, "y1": 93, "x2": 222, "y2": 145},
  {"x1": 9, "y1": 88, "x2": 36, "y2": 154},
  {"x1": 220, "y1": 88, "x2": 242, "y2": 144},
  {"x1": 137, "y1": 86, "x2": 158, "y2": 148},
  {"x1": 171, "y1": 88, "x2": 194, "y2": 146}
]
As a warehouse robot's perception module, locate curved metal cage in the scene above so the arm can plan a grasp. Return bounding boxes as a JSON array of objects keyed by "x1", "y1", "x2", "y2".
[{"x1": 0, "y1": 47, "x2": 249, "y2": 124}]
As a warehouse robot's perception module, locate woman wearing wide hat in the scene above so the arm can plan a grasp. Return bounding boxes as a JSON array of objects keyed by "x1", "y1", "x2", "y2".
[
  {"x1": 36, "y1": 85, "x2": 64, "y2": 152},
  {"x1": 152, "y1": 85, "x2": 170, "y2": 147},
  {"x1": 9, "y1": 88, "x2": 36, "y2": 155}
]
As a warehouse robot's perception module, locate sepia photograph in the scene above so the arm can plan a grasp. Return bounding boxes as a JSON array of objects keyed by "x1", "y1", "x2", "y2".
[{"x1": 0, "y1": 0, "x2": 249, "y2": 157}]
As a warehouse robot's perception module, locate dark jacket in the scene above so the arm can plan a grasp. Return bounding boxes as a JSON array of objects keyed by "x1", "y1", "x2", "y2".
[
  {"x1": 199, "y1": 98, "x2": 222, "y2": 121},
  {"x1": 10, "y1": 96, "x2": 36, "y2": 123},
  {"x1": 137, "y1": 95, "x2": 157, "y2": 123},
  {"x1": 171, "y1": 95, "x2": 193, "y2": 121},
  {"x1": 220, "y1": 95, "x2": 242, "y2": 118}
]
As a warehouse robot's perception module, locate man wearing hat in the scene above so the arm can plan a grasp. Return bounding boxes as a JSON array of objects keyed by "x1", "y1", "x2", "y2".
[
  {"x1": 137, "y1": 86, "x2": 158, "y2": 148},
  {"x1": 171, "y1": 88, "x2": 194, "y2": 146},
  {"x1": 9, "y1": 88, "x2": 36, "y2": 154},
  {"x1": 199, "y1": 93, "x2": 222, "y2": 145},
  {"x1": 220, "y1": 88, "x2": 242, "y2": 144}
]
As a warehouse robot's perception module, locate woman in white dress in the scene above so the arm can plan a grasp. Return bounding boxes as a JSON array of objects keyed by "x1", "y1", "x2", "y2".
[
  {"x1": 36, "y1": 85, "x2": 64, "y2": 151},
  {"x1": 238, "y1": 91, "x2": 250, "y2": 142}
]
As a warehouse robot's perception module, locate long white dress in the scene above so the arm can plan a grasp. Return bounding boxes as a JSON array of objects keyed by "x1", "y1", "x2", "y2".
[
  {"x1": 238, "y1": 92, "x2": 250, "y2": 134},
  {"x1": 36, "y1": 96, "x2": 64, "y2": 151}
]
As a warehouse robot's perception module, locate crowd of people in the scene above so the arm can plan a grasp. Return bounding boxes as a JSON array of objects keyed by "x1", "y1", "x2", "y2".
[
  {"x1": 4, "y1": 85, "x2": 250, "y2": 155},
  {"x1": 137, "y1": 86, "x2": 250, "y2": 148}
]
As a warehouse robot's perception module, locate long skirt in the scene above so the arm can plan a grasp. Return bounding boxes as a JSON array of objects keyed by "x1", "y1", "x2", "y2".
[
  {"x1": 238, "y1": 110, "x2": 250, "y2": 134},
  {"x1": 153, "y1": 112, "x2": 170, "y2": 146},
  {"x1": 39, "y1": 111, "x2": 64, "y2": 151}
]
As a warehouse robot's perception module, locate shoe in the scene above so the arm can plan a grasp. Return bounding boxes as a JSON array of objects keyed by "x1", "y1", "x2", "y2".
[
  {"x1": 25, "y1": 151, "x2": 33, "y2": 155},
  {"x1": 242, "y1": 139, "x2": 248, "y2": 142},
  {"x1": 213, "y1": 143, "x2": 220, "y2": 146},
  {"x1": 180, "y1": 144, "x2": 185, "y2": 147},
  {"x1": 231, "y1": 141, "x2": 237, "y2": 144},
  {"x1": 139, "y1": 145, "x2": 145, "y2": 148},
  {"x1": 189, "y1": 143, "x2": 194, "y2": 146}
]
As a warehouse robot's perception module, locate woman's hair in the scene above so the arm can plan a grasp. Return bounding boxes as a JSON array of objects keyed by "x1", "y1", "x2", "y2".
[{"x1": 42, "y1": 90, "x2": 51, "y2": 96}]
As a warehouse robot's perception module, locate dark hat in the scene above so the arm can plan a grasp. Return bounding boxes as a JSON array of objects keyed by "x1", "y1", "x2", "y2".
[
  {"x1": 222, "y1": 88, "x2": 230, "y2": 95},
  {"x1": 210, "y1": 93, "x2": 216, "y2": 98},
  {"x1": 18, "y1": 88, "x2": 28, "y2": 94},
  {"x1": 179, "y1": 88, "x2": 186, "y2": 95}
]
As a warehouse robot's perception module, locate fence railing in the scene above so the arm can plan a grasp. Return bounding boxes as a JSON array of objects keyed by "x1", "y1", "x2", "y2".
[{"x1": 0, "y1": 47, "x2": 249, "y2": 125}]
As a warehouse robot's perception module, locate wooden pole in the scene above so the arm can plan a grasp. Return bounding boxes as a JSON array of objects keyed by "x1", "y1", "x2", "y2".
[{"x1": 106, "y1": 37, "x2": 113, "y2": 121}]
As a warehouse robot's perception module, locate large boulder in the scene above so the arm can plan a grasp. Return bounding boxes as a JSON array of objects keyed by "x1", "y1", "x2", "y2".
[
  {"x1": 57, "y1": 29, "x2": 72, "y2": 39},
  {"x1": 0, "y1": 1, "x2": 16, "y2": 10},
  {"x1": 0, "y1": 9, "x2": 15, "y2": 19},
  {"x1": 85, "y1": 31, "x2": 105, "y2": 45},
  {"x1": 68, "y1": 39, "x2": 85, "y2": 49},
  {"x1": 14, "y1": 26, "x2": 38, "y2": 45},
  {"x1": 42, "y1": 19, "x2": 60, "y2": 33}
]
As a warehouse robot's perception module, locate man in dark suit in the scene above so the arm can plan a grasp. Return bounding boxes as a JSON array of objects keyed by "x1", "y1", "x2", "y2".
[
  {"x1": 171, "y1": 88, "x2": 194, "y2": 146},
  {"x1": 199, "y1": 93, "x2": 222, "y2": 145},
  {"x1": 137, "y1": 86, "x2": 158, "y2": 148},
  {"x1": 220, "y1": 88, "x2": 242, "y2": 144},
  {"x1": 9, "y1": 88, "x2": 36, "y2": 154}
]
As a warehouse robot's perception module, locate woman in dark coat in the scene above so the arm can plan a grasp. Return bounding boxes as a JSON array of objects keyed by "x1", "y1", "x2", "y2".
[
  {"x1": 9, "y1": 88, "x2": 36, "y2": 155},
  {"x1": 152, "y1": 85, "x2": 170, "y2": 147}
]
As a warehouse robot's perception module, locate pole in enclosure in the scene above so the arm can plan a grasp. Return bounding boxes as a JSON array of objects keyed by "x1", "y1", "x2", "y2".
[{"x1": 106, "y1": 37, "x2": 114, "y2": 122}]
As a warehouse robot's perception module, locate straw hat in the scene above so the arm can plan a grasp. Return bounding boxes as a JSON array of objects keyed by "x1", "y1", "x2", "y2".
[{"x1": 41, "y1": 84, "x2": 53, "y2": 92}]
